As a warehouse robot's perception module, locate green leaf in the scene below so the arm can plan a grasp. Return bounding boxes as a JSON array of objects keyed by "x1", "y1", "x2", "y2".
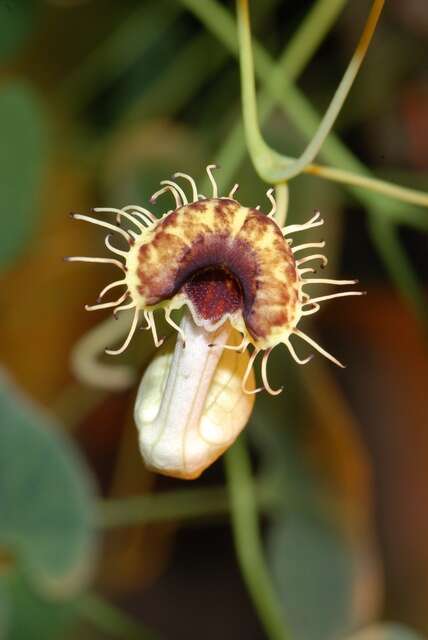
[
  {"x1": 0, "y1": 371, "x2": 96, "y2": 598},
  {"x1": 0, "y1": 1, "x2": 38, "y2": 61},
  {"x1": 268, "y1": 512, "x2": 354, "y2": 640},
  {"x1": 346, "y1": 624, "x2": 424, "y2": 640},
  {"x1": 0, "y1": 83, "x2": 48, "y2": 269},
  {"x1": 1, "y1": 572, "x2": 75, "y2": 640}
]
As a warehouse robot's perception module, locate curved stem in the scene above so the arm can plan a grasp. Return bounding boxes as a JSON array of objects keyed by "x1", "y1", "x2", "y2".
[
  {"x1": 225, "y1": 437, "x2": 291, "y2": 640},
  {"x1": 236, "y1": 0, "x2": 282, "y2": 177},
  {"x1": 183, "y1": 0, "x2": 428, "y2": 231},
  {"x1": 212, "y1": 0, "x2": 348, "y2": 194},
  {"x1": 70, "y1": 314, "x2": 137, "y2": 391},
  {"x1": 237, "y1": 0, "x2": 384, "y2": 182}
]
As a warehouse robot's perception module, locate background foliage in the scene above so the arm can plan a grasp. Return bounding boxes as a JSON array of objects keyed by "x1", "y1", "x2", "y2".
[{"x1": 0, "y1": 1, "x2": 427, "y2": 639}]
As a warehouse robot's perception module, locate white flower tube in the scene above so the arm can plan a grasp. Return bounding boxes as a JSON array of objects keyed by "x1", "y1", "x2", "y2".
[{"x1": 134, "y1": 313, "x2": 255, "y2": 479}]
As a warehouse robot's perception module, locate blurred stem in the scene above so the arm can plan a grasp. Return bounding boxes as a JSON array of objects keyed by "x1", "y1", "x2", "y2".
[
  {"x1": 59, "y1": 1, "x2": 180, "y2": 111},
  {"x1": 69, "y1": 313, "x2": 138, "y2": 392},
  {"x1": 122, "y1": 30, "x2": 227, "y2": 123},
  {"x1": 98, "y1": 478, "x2": 346, "y2": 531},
  {"x1": 78, "y1": 592, "x2": 158, "y2": 639},
  {"x1": 225, "y1": 437, "x2": 291, "y2": 640},
  {"x1": 121, "y1": 0, "x2": 279, "y2": 126},
  {"x1": 274, "y1": 0, "x2": 347, "y2": 79},
  {"x1": 98, "y1": 483, "x2": 275, "y2": 529},
  {"x1": 368, "y1": 215, "x2": 428, "y2": 331},
  {"x1": 236, "y1": 0, "x2": 384, "y2": 182}
]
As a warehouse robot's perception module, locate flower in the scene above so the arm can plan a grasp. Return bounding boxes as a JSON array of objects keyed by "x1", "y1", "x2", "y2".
[
  {"x1": 67, "y1": 164, "x2": 362, "y2": 395},
  {"x1": 67, "y1": 165, "x2": 362, "y2": 477}
]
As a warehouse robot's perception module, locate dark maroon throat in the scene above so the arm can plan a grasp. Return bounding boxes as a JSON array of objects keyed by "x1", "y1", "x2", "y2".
[
  {"x1": 173, "y1": 233, "x2": 258, "y2": 323},
  {"x1": 183, "y1": 265, "x2": 243, "y2": 322}
]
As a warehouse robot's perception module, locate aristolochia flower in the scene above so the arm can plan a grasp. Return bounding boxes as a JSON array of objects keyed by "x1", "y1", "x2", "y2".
[{"x1": 68, "y1": 165, "x2": 362, "y2": 477}]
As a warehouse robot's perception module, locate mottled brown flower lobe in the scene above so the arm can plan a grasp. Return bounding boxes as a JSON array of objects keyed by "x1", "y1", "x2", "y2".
[{"x1": 134, "y1": 199, "x2": 299, "y2": 344}]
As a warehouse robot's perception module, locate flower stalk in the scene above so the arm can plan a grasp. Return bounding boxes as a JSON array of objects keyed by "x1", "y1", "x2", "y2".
[{"x1": 225, "y1": 437, "x2": 291, "y2": 640}]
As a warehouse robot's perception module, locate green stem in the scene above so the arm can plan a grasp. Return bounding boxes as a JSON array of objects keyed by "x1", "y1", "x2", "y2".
[
  {"x1": 211, "y1": 0, "x2": 348, "y2": 195},
  {"x1": 235, "y1": 0, "x2": 273, "y2": 175},
  {"x1": 237, "y1": 0, "x2": 385, "y2": 182},
  {"x1": 58, "y1": 2, "x2": 180, "y2": 111},
  {"x1": 225, "y1": 437, "x2": 291, "y2": 640},
  {"x1": 180, "y1": 0, "x2": 428, "y2": 231},
  {"x1": 120, "y1": 0, "x2": 279, "y2": 127},
  {"x1": 98, "y1": 483, "x2": 275, "y2": 529},
  {"x1": 275, "y1": 182, "x2": 289, "y2": 227},
  {"x1": 78, "y1": 592, "x2": 158, "y2": 639},
  {"x1": 302, "y1": 162, "x2": 428, "y2": 211}
]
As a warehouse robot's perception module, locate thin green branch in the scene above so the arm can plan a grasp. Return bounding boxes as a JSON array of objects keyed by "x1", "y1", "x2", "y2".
[
  {"x1": 98, "y1": 486, "x2": 228, "y2": 528},
  {"x1": 276, "y1": 0, "x2": 348, "y2": 79},
  {"x1": 302, "y1": 162, "x2": 428, "y2": 211},
  {"x1": 123, "y1": 31, "x2": 228, "y2": 123},
  {"x1": 235, "y1": 0, "x2": 273, "y2": 176},
  {"x1": 98, "y1": 483, "x2": 275, "y2": 529},
  {"x1": 120, "y1": 0, "x2": 280, "y2": 129},
  {"x1": 237, "y1": 0, "x2": 385, "y2": 182},
  {"x1": 59, "y1": 1, "x2": 180, "y2": 111},
  {"x1": 225, "y1": 437, "x2": 291, "y2": 640}
]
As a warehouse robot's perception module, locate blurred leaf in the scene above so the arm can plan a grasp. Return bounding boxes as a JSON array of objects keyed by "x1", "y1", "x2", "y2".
[
  {"x1": 1, "y1": 572, "x2": 75, "y2": 640},
  {"x1": 0, "y1": 1, "x2": 38, "y2": 61},
  {"x1": 0, "y1": 372, "x2": 96, "y2": 598},
  {"x1": 268, "y1": 512, "x2": 354, "y2": 640},
  {"x1": 98, "y1": 407, "x2": 174, "y2": 593},
  {"x1": 327, "y1": 291, "x2": 428, "y2": 629},
  {"x1": 0, "y1": 159, "x2": 101, "y2": 405},
  {"x1": 346, "y1": 623, "x2": 424, "y2": 640},
  {"x1": 0, "y1": 82, "x2": 48, "y2": 269}
]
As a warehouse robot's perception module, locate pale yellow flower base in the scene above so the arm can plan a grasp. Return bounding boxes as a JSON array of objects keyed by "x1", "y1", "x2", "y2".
[{"x1": 134, "y1": 315, "x2": 255, "y2": 479}]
